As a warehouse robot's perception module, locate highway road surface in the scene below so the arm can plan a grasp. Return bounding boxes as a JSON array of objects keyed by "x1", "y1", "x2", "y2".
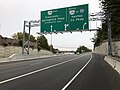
[{"x1": 0, "y1": 53, "x2": 119, "y2": 90}]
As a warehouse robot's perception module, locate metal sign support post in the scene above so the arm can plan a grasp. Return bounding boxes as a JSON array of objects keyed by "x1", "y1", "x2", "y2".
[
  {"x1": 107, "y1": 13, "x2": 112, "y2": 55},
  {"x1": 22, "y1": 21, "x2": 25, "y2": 54},
  {"x1": 51, "y1": 25, "x2": 53, "y2": 46},
  {"x1": 22, "y1": 20, "x2": 40, "y2": 54},
  {"x1": 22, "y1": 21, "x2": 31, "y2": 54},
  {"x1": 27, "y1": 22, "x2": 31, "y2": 54}
]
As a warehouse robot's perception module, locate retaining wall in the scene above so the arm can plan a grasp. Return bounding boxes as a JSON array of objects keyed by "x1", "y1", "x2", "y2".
[{"x1": 95, "y1": 41, "x2": 120, "y2": 57}]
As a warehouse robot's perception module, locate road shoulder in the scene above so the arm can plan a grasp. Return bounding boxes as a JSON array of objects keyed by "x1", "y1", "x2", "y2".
[{"x1": 105, "y1": 56, "x2": 120, "y2": 74}]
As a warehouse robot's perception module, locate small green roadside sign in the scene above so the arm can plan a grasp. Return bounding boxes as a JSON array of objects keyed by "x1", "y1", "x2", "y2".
[{"x1": 41, "y1": 4, "x2": 89, "y2": 33}]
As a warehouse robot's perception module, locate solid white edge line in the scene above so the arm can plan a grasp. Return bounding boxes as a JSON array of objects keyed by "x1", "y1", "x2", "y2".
[
  {"x1": 61, "y1": 54, "x2": 92, "y2": 90},
  {"x1": 0, "y1": 55, "x2": 85, "y2": 85}
]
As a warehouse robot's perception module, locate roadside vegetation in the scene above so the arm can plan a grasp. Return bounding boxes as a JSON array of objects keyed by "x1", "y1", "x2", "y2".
[
  {"x1": 76, "y1": 46, "x2": 92, "y2": 54},
  {"x1": 12, "y1": 32, "x2": 58, "y2": 53},
  {"x1": 92, "y1": 0, "x2": 120, "y2": 47}
]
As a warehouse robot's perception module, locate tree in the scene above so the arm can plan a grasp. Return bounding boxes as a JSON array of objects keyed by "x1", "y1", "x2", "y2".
[
  {"x1": 37, "y1": 35, "x2": 50, "y2": 50},
  {"x1": 93, "y1": 0, "x2": 120, "y2": 47},
  {"x1": 49, "y1": 45, "x2": 53, "y2": 52},
  {"x1": 76, "y1": 46, "x2": 91, "y2": 54},
  {"x1": 100, "y1": 0, "x2": 120, "y2": 38},
  {"x1": 12, "y1": 32, "x2": 36, "y2": 46},
  {"x1": 30, "y1": 35, "x2": 36, "y2": 42},
  {"x1": 12, "y1": 32, "x2": 23, "y2": 46},
  {"x1": 37, "y1": 43, "x2": 41, "y2": 52}
]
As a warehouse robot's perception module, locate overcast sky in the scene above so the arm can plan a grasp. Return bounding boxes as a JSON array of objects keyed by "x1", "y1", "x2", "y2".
[{"x1": 0, "y1": 0, "x2": 101, "y2": 51}]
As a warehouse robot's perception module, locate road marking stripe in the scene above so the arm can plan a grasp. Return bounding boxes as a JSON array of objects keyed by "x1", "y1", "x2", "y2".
[
  {"x1": 61, "y1": 54, "x2": 92, "y2": 90},
  {"x1": 0, "y1": 55, "x2": 86, "y2": 84}
]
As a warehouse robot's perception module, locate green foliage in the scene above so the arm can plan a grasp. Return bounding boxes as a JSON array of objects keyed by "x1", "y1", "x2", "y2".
[
  {"x1": 37, "y1": 35, "x2": 50, "y2": 50},
  {"x1": 30, "y1": 35, "x2": 36, "y2": 42},
  {"x1": 19, "y1": 40, "x2": 23, "y2": 47},
  {"x1": 76, "y1": 46, "x2": 91, "y2": 54},
  {"x1": 49, "y1": 45, "x2": 53, "y2": 52},
  {"x1": 37, "y1": 43, "x2": 41, "y2": 52},
  {"x1": 12, "y1": 32, "x2": 36, "y2": 47},
  {"x1": 12, "y1": 32, "x2": 36, "y2": 42},
  {"x1": 17, "y1": 32, "x2": 23, "y2": 46},
  {"x1": 49, "y1": 45, "x2": 59, "y2": 54},
  {"x1": 93, "y1": 0, "x2": 120, "y2": 47},
  {"x1": 101, "y1": 0, "x2": 120, "y2": 38},
  {"x1": 11, "y1": 32, "x2": 23, "y2": 46}
]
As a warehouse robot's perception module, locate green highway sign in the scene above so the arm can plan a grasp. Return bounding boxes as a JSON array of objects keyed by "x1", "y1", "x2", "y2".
[
  {"x1": 41, "y1": 4, "x2": 89, "y2": 33},
  {"x1": 68, "y1": 5, "x2": 89, "y2": 31}
]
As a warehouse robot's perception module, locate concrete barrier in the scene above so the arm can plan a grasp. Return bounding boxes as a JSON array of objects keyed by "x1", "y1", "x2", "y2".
[{"x1": 105, "y1": 56, "x2": 120, "y2": 74}]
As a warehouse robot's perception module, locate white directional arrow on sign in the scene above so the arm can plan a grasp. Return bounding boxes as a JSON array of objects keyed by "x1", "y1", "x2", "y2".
[
  {"x1": 83, "y1": 23, "x2": 87, "y2": 29},
  {"x1": 50, "y1": 25, "x2": 53, "y2": 32},
  {"x1": 64, "y1": 24, "x2": 69, "y2": 31}
]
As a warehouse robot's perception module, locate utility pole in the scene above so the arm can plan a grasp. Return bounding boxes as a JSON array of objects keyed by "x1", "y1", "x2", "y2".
[{"x1": 107, "y1": 12, "x2": 112, "y2": 55}]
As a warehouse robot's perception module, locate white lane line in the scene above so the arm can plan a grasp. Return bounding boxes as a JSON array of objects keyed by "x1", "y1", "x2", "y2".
[
  {"x1": 61, "y1": 54, "x2": 92, "y2": 90},
  {"x1": 0, "y1": 55, "x2": 85, "y2": 85},
  {"x1": 30, "y1": 62, "x2": 42, "y2": 65}
]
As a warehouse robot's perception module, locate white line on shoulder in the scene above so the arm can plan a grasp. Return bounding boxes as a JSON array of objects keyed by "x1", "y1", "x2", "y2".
[{"x1": 61, "y1": 54, "x2": 92, "y2": 90}]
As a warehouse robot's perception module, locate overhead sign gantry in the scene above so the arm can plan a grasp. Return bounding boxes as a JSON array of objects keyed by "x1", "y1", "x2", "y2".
[{"x1": 23, "y1": 4, "x2": 112, "y2": 56}]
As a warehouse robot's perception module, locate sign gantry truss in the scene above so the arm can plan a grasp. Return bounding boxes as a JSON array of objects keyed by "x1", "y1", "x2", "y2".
[
  {"x1": 22, "y1": 11, "x2": 109, "y2": 55},
  {"x1": 22, "y1": 20, "x2": 40, "y2": 54}
]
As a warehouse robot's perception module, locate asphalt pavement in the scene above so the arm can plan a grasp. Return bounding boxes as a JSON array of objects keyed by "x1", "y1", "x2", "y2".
[{"x1": 0, "y1": 53, "x2": 119, "y2": 90}]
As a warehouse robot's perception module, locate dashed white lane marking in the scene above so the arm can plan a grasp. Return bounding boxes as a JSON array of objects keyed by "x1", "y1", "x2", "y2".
[
  {"x1": 61, "y1": 54, "x2": 92, "y2": 90},
  {"x1": 0, "y1": 55, "x2": 86, "y2": 84}
]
